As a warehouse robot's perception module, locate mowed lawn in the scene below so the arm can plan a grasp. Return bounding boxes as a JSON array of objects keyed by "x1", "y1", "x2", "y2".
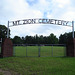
[
  {"x1": 14, "y1": 46, "x2": 66, "y2": 57},
  {"x1": 0, "y1": 46, "x2": 75, "y2": 75},
  {"x1": 0, "y1": 57, "x2": 75, "y2": 75}
]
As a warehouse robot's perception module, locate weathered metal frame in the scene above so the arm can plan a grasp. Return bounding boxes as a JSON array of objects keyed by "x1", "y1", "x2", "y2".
[
  {"x1": 7, "y1": 19, "x2": 74, "y2": 38},
  {"x1": 13, "y1": 44, "x2": 66, "y2": 57}
]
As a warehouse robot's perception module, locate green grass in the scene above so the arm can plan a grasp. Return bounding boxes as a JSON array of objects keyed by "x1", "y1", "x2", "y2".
[
  {"x1": 0, "y1": 57, "x2": 75, "y2": 75},
  {"x1": 0, "y1": 46, "x2": 74, "y2": 75},
  {"x1": 14, "y1": 46, "x2": 65, "y2": 57}
]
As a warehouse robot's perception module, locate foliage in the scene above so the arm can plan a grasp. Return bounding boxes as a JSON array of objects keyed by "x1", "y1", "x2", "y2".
[
  {"x1": 0, "y1": 25, "x2": 10, "y2": 40},
  {"x1": 59, "y1": 32, "x2": 74, "y2": 44},
  {"x1": 12, "y1": 33, "x2": 59, "y2": 44},
  {"x1": 12, "y1": 32, "x2": 75, "y2": 44},
  {"x1": 12, "y1": 36, "x2": 23, "y2": 44}
]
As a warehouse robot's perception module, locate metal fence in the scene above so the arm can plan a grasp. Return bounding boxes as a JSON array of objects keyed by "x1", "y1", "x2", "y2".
[{"x1": 13, "y1": 44, "x2": 66, "y2": 57}]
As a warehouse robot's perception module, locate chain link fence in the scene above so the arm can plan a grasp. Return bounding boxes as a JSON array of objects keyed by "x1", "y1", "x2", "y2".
[{"x1": 13, "y1": 44, "x2": 66, "y2": 57}]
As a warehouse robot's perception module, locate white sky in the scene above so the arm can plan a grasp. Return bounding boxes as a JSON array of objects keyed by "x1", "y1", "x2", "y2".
[{"x1": 0, "y1": 0, "x2": 75, "y2": 38}]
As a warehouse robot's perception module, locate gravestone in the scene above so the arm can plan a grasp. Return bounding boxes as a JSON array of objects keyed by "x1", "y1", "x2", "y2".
[
  {"x1": 66, "y1": 38, "x2": 75, "y2": 57},
  {"x1": 1, "y1": 38, "x2": 13, "y2": 57}
]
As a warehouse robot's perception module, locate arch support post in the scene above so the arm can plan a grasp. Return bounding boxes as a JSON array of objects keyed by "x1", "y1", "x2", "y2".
[
  {"x1": 7, "y1": 21, "x2": 9, "y2": 38},
  {"x1": 72, "y1": 21, "x2": 74, "y2": 38}
]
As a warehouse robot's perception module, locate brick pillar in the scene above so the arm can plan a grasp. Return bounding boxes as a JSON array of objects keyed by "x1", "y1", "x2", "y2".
[
  {"x1": 66, "y1": 38, "x2": 75, "y2": 57},
  {"x1": 1, "y1": 38, "x2": 13, "y2": 57}
]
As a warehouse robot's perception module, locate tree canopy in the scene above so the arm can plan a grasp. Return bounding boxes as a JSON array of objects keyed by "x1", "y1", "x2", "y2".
[
  {"x1": 0, "y1": 25, "x2": 10, "y2": 40},
  {"x1": 12, "y1": 32, "x2": 74, "y2": 44},
  {"x1": 59, "y1": 32, "x2": 73, "y2": 44},
  {"x1": 12, "y1": 33, "x2": 59, "y2": 44}
]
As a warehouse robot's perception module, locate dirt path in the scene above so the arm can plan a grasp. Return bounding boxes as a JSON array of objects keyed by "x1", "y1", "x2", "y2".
[{"x1": 0, "y1": 69, "x2": 18, "y2": 75}]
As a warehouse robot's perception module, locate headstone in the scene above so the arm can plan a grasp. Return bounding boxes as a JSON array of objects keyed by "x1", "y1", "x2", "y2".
[
  {"x1": 66, "y1": 38, "x2": 75, "y2": 57},
  {"x1": 1, "y1": 38, "x2": 13, "y2": 57}
]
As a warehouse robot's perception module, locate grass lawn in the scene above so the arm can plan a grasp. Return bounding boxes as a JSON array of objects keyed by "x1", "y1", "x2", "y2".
[
  {"x1": 0, "y1": 57, "x2": 75, "y2": 75},
  {"x1": 0, "y1": 46, "x2": 74, "y2": 75}
]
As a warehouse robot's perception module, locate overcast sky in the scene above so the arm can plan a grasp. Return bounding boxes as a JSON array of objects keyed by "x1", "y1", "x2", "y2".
[{"x1": 0, "y1": 0, "x2": 75, "y2": 38}]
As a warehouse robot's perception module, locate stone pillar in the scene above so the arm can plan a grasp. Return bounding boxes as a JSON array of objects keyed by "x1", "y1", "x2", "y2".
[
  {"x1": 66, "y1": 38, "x2": 75, "y2": 57},
  {"x1": 1, "y1": 38, "x2": 13, "y2": 57}
]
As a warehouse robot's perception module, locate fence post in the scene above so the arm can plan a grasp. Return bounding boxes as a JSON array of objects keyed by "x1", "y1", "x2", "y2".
[
  {"x1": 64, "y1": 45, "x2": 66, "y2": 57},
  {"x1": 72, "y1": 21, "x2": 74, "y2": 38},
  {"x1": 13, "y1": 46, "x2": 15, "y2": 56},
  {"x1": 7, "y1": 21, "x2": 9, "y2": 38},
  {"x1": 26, "y1": 45, "x2": 27, "y2": 57},
  {"x1": 38, "y1": 45, "x2": 41, "y2": 57},
  {"x1": 52, "y1": 45, "x2": 53, "y2": 57}
]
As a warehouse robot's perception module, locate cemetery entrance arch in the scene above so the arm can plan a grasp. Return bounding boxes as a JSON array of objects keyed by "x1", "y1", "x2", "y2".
[
  {"x1": 1, "y1": 18, "x2": 75, "y2": 57},
  {"x1": 7, "y1": 18, "x2": 74, "y2": 38}
]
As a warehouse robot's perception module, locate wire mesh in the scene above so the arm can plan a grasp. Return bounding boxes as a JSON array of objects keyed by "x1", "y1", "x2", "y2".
[
  {"x1": 13, "y1": 44, "x2": 66, "y2": 57},
  {"x1": 27, "y1": 46, "x2": 38, "y2": 57},
  {"x1": 13, "y1": 46, "x2": 26, "y2": 57}
]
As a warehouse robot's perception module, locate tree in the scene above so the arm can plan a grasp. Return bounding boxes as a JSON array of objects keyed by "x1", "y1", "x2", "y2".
[
  {"x1": 59, "y1": 32, "x2": 73, "y2": 44},
  {"x1": 0, "y1": 25, "x2": 10, "y2": 39},
  {"x1": 21, "y1": 37, "x2": 25, "y2": 44},
  {"x1": 59, "y1": 34, "x2": 67, "y2": 44},
  {"x1": 39, "y1": 35, "x2": 44, "y2": 44},
  {"x1": 47, "y1": 33, "x2": 58, "y2": 44},
  {"x1": 35, "y1": 34, "x2": 39, "y2": 44},
  {"x1": 12, "y1": 36, "x2": 22, "y2": 44},
  {"x1": 25, "y1": 35, "x2": 34, "y2": 44}
]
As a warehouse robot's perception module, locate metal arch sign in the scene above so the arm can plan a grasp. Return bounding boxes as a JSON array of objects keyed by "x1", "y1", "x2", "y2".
[
  {"x1": 9, "y1": 18, "x2": 72, "y2": 27},
  {"x1": 7, "y1": 18, "x2": 74, "y2": 38}
]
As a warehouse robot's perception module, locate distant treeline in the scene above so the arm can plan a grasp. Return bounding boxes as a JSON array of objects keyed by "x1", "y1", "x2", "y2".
[
  {"x1": 12, "y1": 33, "x2": 58, "y2": 44},
  {"x1": 11, "y1": 32, "x2": 73, "y2": 44},
  {"x1": 0, "y1": 24, "x2": 74, "y2": 44}
]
